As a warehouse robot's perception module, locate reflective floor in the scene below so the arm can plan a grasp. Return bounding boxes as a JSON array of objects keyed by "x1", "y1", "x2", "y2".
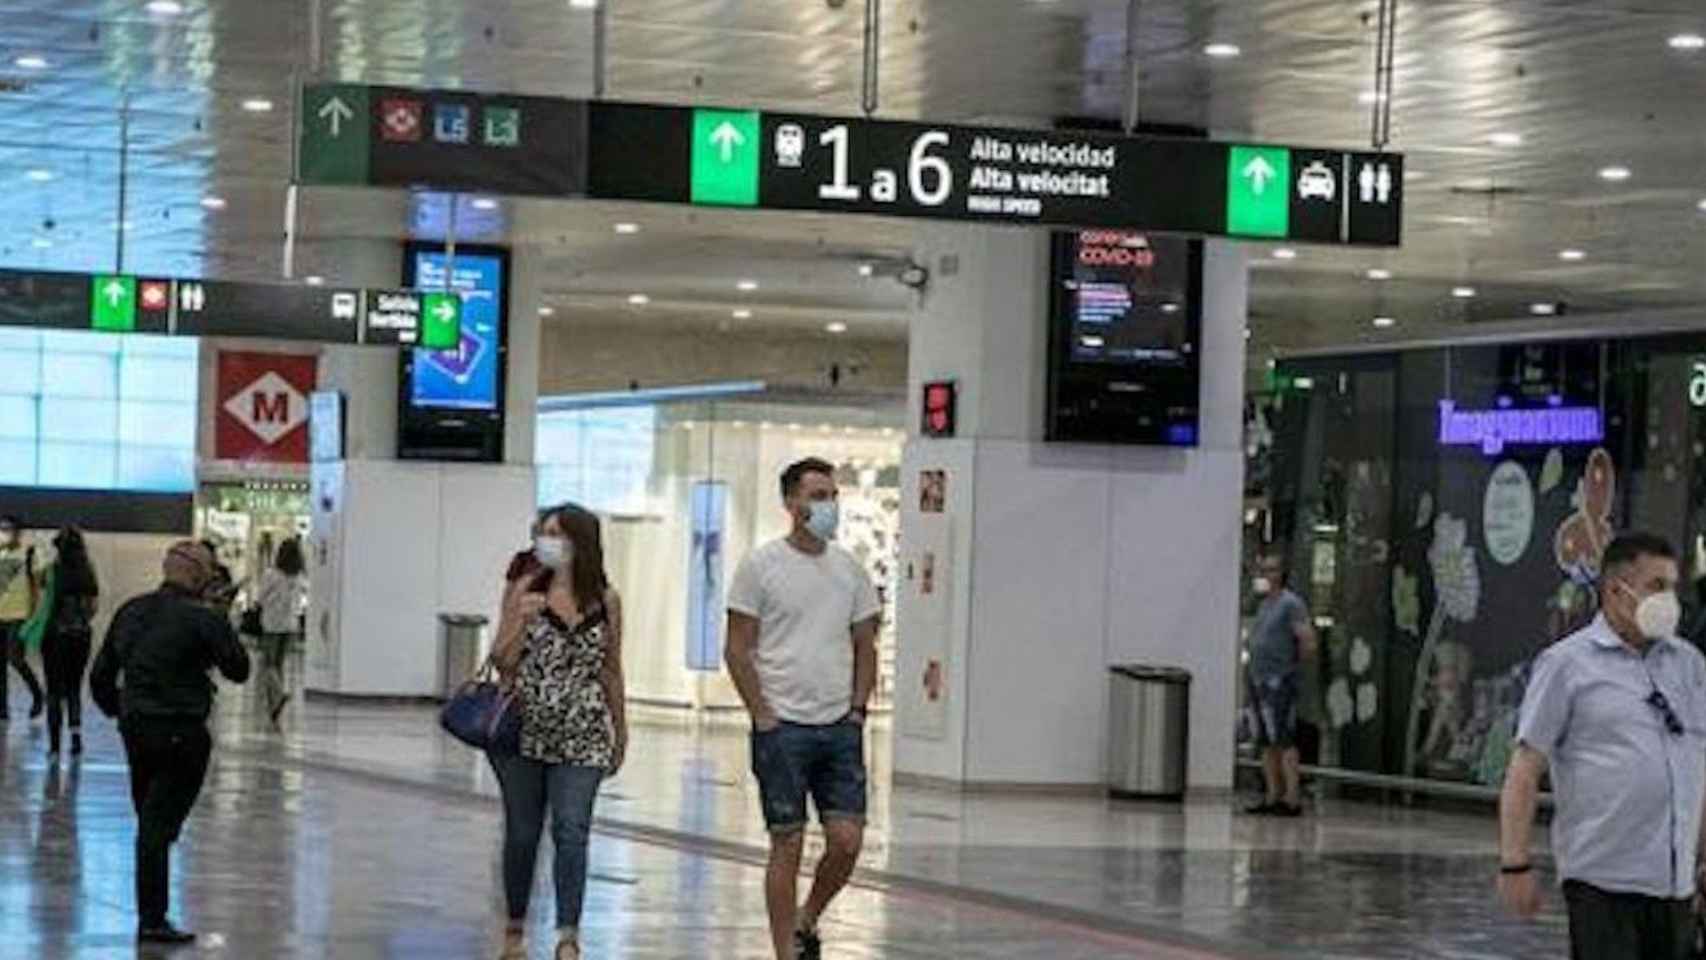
[{"x1": 0, "y1": 663, "x2": 1569, "y2": 959}]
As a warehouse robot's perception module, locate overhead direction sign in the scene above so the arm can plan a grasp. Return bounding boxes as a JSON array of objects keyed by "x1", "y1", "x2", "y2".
[
  {"x1": 364, "y1": 289, "x2": 462, "y2": 349},
  {"x1": 1227, "y1": 145, "x2": 1290, "y2": 238},
  {"x1": 90, "y1": 274, "x2": 136, "y2": 332},
  {"x1": 690, "y1": 109, "x2": 760, "y2": 206},
  {"x1": 298, "y1": 83, "x2": 587, "y2": 196}
]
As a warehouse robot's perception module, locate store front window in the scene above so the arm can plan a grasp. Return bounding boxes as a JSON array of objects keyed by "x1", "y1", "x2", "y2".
[
  {"x1": 537, "y1": 393, "x2": 904, "y2": 713},
  {"x1": 1263, "y1": 333, "x2": 1706, "y2": 787}
]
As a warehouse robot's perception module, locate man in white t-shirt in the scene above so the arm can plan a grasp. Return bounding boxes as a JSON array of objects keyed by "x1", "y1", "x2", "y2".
[{"x1": 726, "y1": 457, "x2": 882, "y2": 960}]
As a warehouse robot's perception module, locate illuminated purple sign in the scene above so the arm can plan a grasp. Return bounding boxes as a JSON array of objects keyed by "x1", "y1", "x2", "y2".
[{"x1": 1437, "y1": 400, "x2": 1603, "y2": 455}]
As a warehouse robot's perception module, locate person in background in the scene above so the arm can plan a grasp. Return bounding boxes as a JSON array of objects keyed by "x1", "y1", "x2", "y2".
[
  {"x1": 199, "y1": 539, "x2": 238, "y2": 616},
  {"x1": 255, "y1": 538, "x2": 308, "y2": 730},
  {"x1": 1499, "y1": 532, "x2": 1706, "y2": 959},
  {"x1": 1245, "y1": 553, "x2": 1317, "y2": 817},
  {"x1": 488, "y1": 504, "x2": 627, "y2": 960},
  {"x1": 40, "y1": 527, "x2": 99, "y2": 760},
  {"x1": 0, "y1": 514, "x2": 45, "y2": 722},
  {"x1": 726, "y1": 458, "x2": 881, "y2": 960},
  {"x1": 91, "y1": 541, "x2": 251, "y2": 946}
]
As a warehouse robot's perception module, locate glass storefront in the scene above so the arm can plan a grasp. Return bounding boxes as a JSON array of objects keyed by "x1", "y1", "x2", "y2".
[
  {"x1": 1260, "y1": 333, "x2": 1706, "y2": 786},
  {"x1": 537, "y1": 391, "x2": 905, "y2": 713},
  {"x1": 196, "y1": 479, "x2": 311, "y2": 599}
]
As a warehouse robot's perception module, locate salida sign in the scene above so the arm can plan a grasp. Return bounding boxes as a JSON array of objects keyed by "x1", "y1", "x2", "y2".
[{"x1": 216, "y1": 351, "x2": 318, "y2": 463}]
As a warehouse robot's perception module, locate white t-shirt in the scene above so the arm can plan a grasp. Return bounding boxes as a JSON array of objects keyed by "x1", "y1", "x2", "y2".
[{"x1": 727, "y1": 539, "x2": 882, "y2": 725}]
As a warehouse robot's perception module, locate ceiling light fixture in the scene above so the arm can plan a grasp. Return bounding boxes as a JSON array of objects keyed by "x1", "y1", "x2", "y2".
[
  {"x1": 200, "y1": 195, "x2": 227, "y2": 210},
  {"x1": 1372, "y1": 316, "x2": 1396, "y2": 329},
  {"x1": 1598, "y1": 166, "x2": 1632, "y2": 182},
  {"x1": 627, "y1": 293, "x2": 649, "y2": 306},
  {"x1": 1488, "y1": 132, "x2": 1523, "y2": 147},
  {"x1": 304, "y1": 275, "x2": 325, "y2": 286},
  {"x1": 736, "y1": 279, "x2": 759, "y2": 291},
  {"x1": 1530, "y1": 302, "x2": 1559, "y2": 316},
  {"x1": 569, "y1": 0, "x2": 599, "y2": 8},
  {"x1": 613, "y1": 222, "x2": 639, "y2": 234},
  {"x1": 13, "y1": 55, "x2": 48, "y2": 70},
  {"x1": 1558, "y1": 248, "x2": 1587, "y2": 262},
  {"x1": 470, "y1": 197, "x2": 498, "y2": 211},
  {"x1": 1452, "y1": 286, "x2": 1477, "y2": 299},
  {"x1": 1271, "y1": 248, "x2": 1298, "y2": 260},
  {"x1": 538, "y1": 306, "x2": 556, "y2": 317},
  {"x1": 1358, "y1": 91, "x2": 1388, "y2": 105},
  {"x1": 732, "y1": 308, "x2": 752, "y2": 320},
  {"x1": 30, "y1": 237, "x2": 52, "y2": 249},
  {"x1": 25, "y1": 168, "x2": 54, "y2": 182},
  {"x1": 1204, "y1": 42, "x2": 1242, "y2": 58},
  {"x1": 857, "y1": 263, "x2": 875, "y2": 277},
  {"x1": 826, "y1": 321, "x2": 848, "y2": 334},
  {"x1": 146, "y1": 0, "x2": 186, "y2": 14},
  {"x1": 241, "y1": 98, "x2": 274, "y2": 113},
  {"x1": 1160, "y1": 302, "x2": 1181, "y2": 314},
  {"x1": 1670, "y1": 34, "x2": 1706, "y2": 51},
  {"x1": 1367, "y1": 268, "x2": 1392, "y2": 281}
]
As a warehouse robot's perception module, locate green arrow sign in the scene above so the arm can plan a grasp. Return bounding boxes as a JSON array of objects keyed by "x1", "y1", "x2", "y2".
[
  {"x1": 1226, "y1": 145, "x2": 1291, "y2": 238},
  {"x1": 90, "y1": 274, "x2": 136, "y2": 332},
  {"x1": 690, "y1": 109, "x2": 760, "y2": 207},
  {"x1": 421, "y1": 292, "x2": 461, "y2": 350},
  {"x1": 300, "y1": 84, "x2": 371, "y2": 185}
]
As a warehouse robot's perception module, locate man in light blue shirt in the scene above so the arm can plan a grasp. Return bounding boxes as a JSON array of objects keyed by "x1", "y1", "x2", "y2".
[
  {"x1": 1499, "y1": 532, "x2": 1706, "y2": 959},
  {"x1": 1245, "y1": 554, "x2": 1316, "y2": 817}
]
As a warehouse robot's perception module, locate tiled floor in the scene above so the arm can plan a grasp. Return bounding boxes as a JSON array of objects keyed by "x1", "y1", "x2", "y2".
[{"x1": 1, "y1": 667, "x2": 1570, "y2": 958}]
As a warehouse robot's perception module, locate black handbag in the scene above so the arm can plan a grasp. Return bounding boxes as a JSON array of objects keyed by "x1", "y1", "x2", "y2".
[
  {"x1": 239, "y1": 604, "x2": 264, "y2": 637},
  {"x1": 439, "y1": 660, "x2": 522, "y2": 754}
]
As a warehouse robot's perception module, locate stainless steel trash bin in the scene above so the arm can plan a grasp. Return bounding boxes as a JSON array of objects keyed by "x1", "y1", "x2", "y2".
[
  {"x1": 1106, "y1": 665, "x2": 1191, "y2": 800},
  {"x1": 438, "y1": 613, "x2": 489, "y2": 700}
]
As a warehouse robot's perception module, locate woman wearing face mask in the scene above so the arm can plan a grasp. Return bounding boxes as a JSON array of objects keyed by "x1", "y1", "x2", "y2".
[{"x1": 489, "y1": 504, "x2": 626, "y2": 960}]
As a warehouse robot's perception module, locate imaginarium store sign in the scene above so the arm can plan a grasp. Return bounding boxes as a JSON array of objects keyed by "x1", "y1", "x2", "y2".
[{"x1": 1435, "y1": 400, "x2": 1605, "y2": 456}]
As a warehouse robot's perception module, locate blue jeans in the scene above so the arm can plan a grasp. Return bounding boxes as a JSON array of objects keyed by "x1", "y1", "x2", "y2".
[
  {"x1": 750, "y1": 720, "x2": 867, "y2": 833},
  {"x1": 489, "y1": 753, "x2": 602, "y2": 928}
]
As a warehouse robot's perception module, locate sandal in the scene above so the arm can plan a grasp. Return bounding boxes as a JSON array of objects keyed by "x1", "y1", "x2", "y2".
[
  {"x1": 498, "y1": 927, "x2": 525, "y2": 959},
  {"x1": 556, "y1": 937, "x2": 581, "y2": 960}
]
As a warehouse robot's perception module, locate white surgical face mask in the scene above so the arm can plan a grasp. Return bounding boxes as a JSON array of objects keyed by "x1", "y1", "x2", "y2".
[
  {"x1": 1253, "y1": 577, "x2": 1273, "y2": 597},
  {"x1": 1633, "y1": 588, "x2": 1682, "y2": 640},
  {"x1": 804, "y1": 501, "x2": 840, "y2": 542},
  {"x1": 534, "y1": 536, "x2": 572, "y2": 570}
]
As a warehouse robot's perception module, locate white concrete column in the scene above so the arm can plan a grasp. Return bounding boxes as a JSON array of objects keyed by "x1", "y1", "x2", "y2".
[{"x1": 892, "y1": 227, "x2": 1247, "y2": 791}]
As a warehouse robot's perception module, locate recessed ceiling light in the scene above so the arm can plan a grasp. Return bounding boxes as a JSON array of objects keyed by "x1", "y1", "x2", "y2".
[
  {"x1": 1160, "y1": 302, "x2": 1181, "y2": 314},
  {"x1": 13, "y1": 55, "x2": 48, "y2": 70},
  {"x1": 1358, "y1": 90, "x2": 1388, "y2": 105},
  {"x1": 146, "y1": 0, "x2": 186, "y2": 14},
  {"x1": 1488, "y1": 132, "x2": 1523, "y2": 147},
  {"x1": 613, "y1": 222, "x2": 639, "y2": 234},
  {"x1": 1271, "y1": 248, "x2": 1298, "y2": 260},
  {"x1": 470, "y1": 197, "x2": 498, "y2": 211},
  {"x1": 857, "y1": 263, "x2": 875, "y2": 277},
  {"x1": 1598, "y1": 166, "x2": 1632, "y2": 182},
  {"x1": 1452, "y1": 286, "x2": 1477, "y2": 299},
  {"x1": 1669, "y1": 34, "x2": 1706, "y2": 51},
  {"x1": 627, "y1": 293, "x2": 649, "y2": 306},
  {"x1": 30, "y1": 237, "x2": 52, "y2": 249},
  {"x1": 1697, "y1": 198, "x2": 1706, "y2": 213},
  {"x1": 1204, "y1": 42, "x2": 1242, "y2": 58},
  {"x1": 538, "y1": 306, "x2": 556, "y2": 317},
  {"x1": 1366, "y1": 268, "x2": 1393, "y2": 281},
  {"x1": 25, "y1": 168, "x2": 54, "y2": 182},
  {"x1": 1558, "y1": 248, "x2": 1587, "y2": 262},
  {"x1": 569, "y1": 0, "x2": 598, "y2": 8},
  {"x1": 736, "y1": 279, "x2": 759, "y2": 291},
  {"x1": 241, "y1": 98, "x2": 274, "y2": 113},
  {"x1": 1372, "y1": 316, "x2": 1396, "y2": 329},
  {"x1": 825, "y1": 321, "x2": 848, "y2": 334},
  {"x1": 304, "y1": 275, "x2": 324, "y2": 286},
  {"x1": 1530, "y1": 302, "x2": 1558, "y2": 316},
  {"x1": 732, "y1": 308, "x2": 752, "y2": 320},
  {"x1": 200, "y1": 195, "x2": 227, "y2": 210}
]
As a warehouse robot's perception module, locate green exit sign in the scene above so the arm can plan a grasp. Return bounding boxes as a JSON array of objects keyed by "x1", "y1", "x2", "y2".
[
  {"x1": 421, "y1": 292, "x2": 461, "y2": 350},
  {"x1": 1227, "y1": 145, "x2": 1291, "y2": 238},
  {"x1": 690, "y1": 109, "x2": 760, "y2": 207},
  {"x1": 90, "y1": 275, "x2": 136, "y2": 332}
]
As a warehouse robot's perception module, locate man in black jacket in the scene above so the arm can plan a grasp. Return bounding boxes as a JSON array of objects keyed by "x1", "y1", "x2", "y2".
[{"x1": 91, "y1": 541, "x2": 250, "y2": 946}]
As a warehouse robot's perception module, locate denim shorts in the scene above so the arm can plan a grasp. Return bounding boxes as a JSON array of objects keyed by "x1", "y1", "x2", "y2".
[
  {"x1": 750, "y1": 720, "x2": 867, "y2": 833},
  {"x1": 1249, "y1": 673, "x2": 1299, "y2": 748}
]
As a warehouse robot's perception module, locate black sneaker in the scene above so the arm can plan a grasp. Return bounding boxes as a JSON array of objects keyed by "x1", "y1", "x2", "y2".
[
  {"x1": 139, "y1": 924, "x2": 197, "y2": 945},
  {"x1": 1272, "y1": 802, "x2": 1305, "y2": 818},
  {"x1": 794, "y1": 927, "x2": 822, "y2": 960},
  {"x1": 1244, "y1": 800, "x2": 1279, "y2": 815}
]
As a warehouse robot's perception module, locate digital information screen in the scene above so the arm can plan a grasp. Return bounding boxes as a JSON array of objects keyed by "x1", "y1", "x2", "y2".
[
  {"x1": 407, "y1": 251, "x2": 505, "y2": 411},
  {"x1": 1046, "y1": 231, "x2": 1204, "y2": 447}
]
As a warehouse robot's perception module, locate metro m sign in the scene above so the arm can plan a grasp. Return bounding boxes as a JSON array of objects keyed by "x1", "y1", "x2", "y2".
[{"x1": 215, "y1": 351, "x2": 318, "y2": 463}]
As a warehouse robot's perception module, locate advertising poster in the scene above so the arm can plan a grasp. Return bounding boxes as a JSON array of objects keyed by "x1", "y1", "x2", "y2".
[
  {"x1": 409, "y1": 251, "x2": 503, "y2": 411},
  {"x1": 899, "y1": 514, "x2": 952, "y2": 741},
  {"x1": 685, "y1": 481, "x2": 727, "y2": 672}
]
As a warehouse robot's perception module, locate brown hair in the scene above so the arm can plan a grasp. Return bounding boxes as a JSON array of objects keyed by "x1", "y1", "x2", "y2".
[{"x1": 538, "y1": 502, "x2": 610, "y2": 612}]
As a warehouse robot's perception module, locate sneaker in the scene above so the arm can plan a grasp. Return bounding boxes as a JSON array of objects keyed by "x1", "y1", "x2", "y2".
[
  {"x1": 138, "y1": 924, "x2": 197, "y2": 945},
  {"x1": 794, "y1": 927, "x2": 823, "y2": 960},
  {"x1": 1244, "y1": 800, "x2": 1279, "y2": 815},
  {"x1": 1272, "y1": 801, "x2": 1305, "y2": 818}
]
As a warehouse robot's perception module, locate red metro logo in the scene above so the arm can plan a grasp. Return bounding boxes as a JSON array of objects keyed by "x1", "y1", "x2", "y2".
[{"x1": 215, "y1": 351, "x2": 318, "y2": 464}]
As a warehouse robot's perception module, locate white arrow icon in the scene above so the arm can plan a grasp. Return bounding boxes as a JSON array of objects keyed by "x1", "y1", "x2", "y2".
[
  {"x1": 318, "y1": 96, "x2": 355, "y2": 137},
  {"x1": 1243, "y1": 156, "x2": 1277, "y2": 195},
  {"x1": 102, "y1": 279, "x2": 128, "y2": 308},
  {"x1": 432, "y1": 300, "x2": 456, "y2": 322},
  {"x1": 710, "y1": 121, "x2": 746, "y2": 163}
]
